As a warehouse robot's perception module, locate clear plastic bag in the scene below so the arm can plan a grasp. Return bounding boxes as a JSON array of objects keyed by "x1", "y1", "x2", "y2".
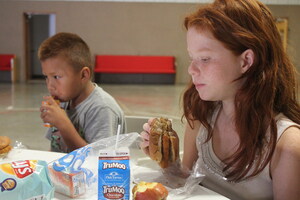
[
  {"x1": 0, "y1": 140, "x2": 27, "y2": 160},
  {"x1": 48, "y1": 132, "x2": 205, "y2": 199},
  {"x1": 132, "y1": 155, "x2": 205, "y2": 200},
  {"x1": 13, "y1": 140, "x2": 28, "y2": 149},
  {"x1": 48, "y1": 132, "x2": 140, "y2": 199},
  {"x1": 168, "y1": 162, "x2": 206, "y2": 199}
]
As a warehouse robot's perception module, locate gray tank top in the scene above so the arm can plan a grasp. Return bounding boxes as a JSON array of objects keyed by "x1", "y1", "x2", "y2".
[{"x1": 196, "y1": 109, "x2": 299, "y2": 200}]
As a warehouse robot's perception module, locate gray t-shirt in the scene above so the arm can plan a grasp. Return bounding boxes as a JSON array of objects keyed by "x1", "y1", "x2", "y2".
[{"x1": 46, "y1": 84, "x2": 125, "y2": 153}]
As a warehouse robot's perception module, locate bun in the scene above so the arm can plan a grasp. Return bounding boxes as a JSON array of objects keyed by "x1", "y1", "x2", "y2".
[
  {"x1": 149, "y1": 117, "x2": 179, "y2": 168},
  {"x1": 132, "y1": 181, "x2": 168, "y2": 200},
  {"x1": 0, "y1": 136, "x2": 12, "y2": 156}
]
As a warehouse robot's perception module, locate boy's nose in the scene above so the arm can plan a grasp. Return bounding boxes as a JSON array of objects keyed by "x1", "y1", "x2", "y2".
[
  {"x1": 47, "y1": 86, "x2": 55, "y2": 94},
  {"x1": 47, "y1": 80, "x2": 55, "y2": 93}
]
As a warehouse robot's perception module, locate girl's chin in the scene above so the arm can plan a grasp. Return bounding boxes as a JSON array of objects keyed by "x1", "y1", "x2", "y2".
[{"x1": 197, "y1": 92, "x2": 212, "y2": 101}]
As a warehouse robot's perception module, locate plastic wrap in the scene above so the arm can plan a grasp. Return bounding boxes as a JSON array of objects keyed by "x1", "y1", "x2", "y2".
[
  {"x1": 13, "y1": 140, "x2": 28, "y2": 150},
  {"x1": 0, "y1": 140, "x2": 27, "y2": 160},
  {"x1": 132, "y1": 154, "x2": 205, "y2": 200},
  {"x1": 48, "y1": 132, "x2": 140, "y2": 199},
  {"x1": 48, "y1": 132, "x2": 205, "y2": 199},
  {"x1": 168, "y1": 161, "x2": 205, "y2": 199},
  {"x1": 137, "y1": 117, "x2": 206, "y2": 199}
]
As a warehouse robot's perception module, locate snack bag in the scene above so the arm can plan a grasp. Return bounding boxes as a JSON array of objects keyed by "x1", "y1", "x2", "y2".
[
  {"x1": 48, "y1": 145, "x2": 97, "y2": 198},
  {"x1": 0, "y1": 160, "x2": 54, "y2": 200},
  {"x1": 98, "y1": 148, "x2": 130, "y2": 200}
]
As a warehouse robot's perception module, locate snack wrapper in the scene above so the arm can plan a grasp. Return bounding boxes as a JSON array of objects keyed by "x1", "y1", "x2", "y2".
[{"x1": 0, "y1": 160, "x2": 54, "y2": 200}]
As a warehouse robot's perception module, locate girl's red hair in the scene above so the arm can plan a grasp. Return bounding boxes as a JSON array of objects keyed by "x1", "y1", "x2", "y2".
[{"x1": 183, "y1": 0, "x2": 300, "y2": 181}]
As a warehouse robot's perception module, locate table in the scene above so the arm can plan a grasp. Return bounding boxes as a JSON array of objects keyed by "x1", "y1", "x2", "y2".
[
  {"x1": 1, "y1": 148, "x2": 228, "y2": 200},
  {"x1": 0, "y1": 148, "x2": 66, "y2": 163}
]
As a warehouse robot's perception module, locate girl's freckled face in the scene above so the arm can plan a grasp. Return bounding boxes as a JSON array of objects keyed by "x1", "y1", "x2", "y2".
[{"x1": 187, "y1": 27, "x2": 244, "y2": 101}]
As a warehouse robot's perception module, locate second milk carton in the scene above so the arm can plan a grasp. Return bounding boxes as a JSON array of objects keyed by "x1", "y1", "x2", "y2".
[{"x1": 98, "y1": 148, "x2": 130, "y2": 200}]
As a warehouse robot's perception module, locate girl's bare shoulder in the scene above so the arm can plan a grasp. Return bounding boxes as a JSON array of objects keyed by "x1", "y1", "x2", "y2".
[{"x1": 277, "y1": 126, "x2": 300, "y2": 155}]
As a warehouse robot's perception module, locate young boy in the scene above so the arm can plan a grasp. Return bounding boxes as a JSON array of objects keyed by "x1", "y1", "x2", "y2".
[{"x1": 38, "y1": 32, "x2": 126, "y2": 153}]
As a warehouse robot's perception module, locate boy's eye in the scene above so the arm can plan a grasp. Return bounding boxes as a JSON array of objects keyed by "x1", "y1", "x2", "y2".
[
  {"x1": 43, "y1": 75, "x2": 48, "y2": 80},
  {"x1": 54, "y1": 75, "x2": 60, "y2": 79}
]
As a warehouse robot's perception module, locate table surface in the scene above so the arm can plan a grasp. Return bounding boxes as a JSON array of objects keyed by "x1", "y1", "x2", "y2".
[{"x1": 1, "y1": 148, "x2": 228, "y2": 200}]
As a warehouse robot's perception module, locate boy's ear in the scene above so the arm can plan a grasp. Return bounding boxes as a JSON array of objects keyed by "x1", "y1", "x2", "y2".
[
  {"x1": 240, "y1": 49, "x2": 254, "y2": 73},
  {"x1": 81, "y1": 67, "x2": 91, "y2": 81}
]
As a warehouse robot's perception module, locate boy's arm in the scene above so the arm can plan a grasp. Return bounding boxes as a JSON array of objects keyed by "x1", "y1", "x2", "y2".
[
  {"x1": 56, "y1": 119, "x2": 87, "y2": 151},
  {"x1": 40, "y1": 97, "x2": 87, "y2": 151}
]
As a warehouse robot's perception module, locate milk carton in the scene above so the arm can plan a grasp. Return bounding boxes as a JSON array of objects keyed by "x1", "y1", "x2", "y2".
[{"x1": 98, "y1": 148, "x2": 130, "y2": 200}]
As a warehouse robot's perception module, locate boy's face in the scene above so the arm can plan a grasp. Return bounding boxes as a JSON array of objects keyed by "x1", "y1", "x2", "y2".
[{"x1": 41, "y1": 56, "x2": 84, "y2": 102}]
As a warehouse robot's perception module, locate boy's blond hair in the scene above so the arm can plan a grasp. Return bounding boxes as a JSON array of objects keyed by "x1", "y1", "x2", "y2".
[{"x1": 38, "y1": 32, "x2": 93, "y2": 78}]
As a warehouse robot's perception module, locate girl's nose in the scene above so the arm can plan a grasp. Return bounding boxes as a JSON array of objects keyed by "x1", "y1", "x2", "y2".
[{"x1": 188, "y1": 62, "x2": 199, "y2": 76}]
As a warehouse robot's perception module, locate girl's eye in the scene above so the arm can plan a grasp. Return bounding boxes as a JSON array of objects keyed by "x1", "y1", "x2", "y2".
[
  {"x1": 190, "y1": 57, "x2": 210, "y2": 66},
  {"x1": 201, "y1": 57, "x2": 210, "y2": 63}
]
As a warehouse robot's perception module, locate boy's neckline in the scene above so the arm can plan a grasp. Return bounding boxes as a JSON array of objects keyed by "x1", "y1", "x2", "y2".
[{"x1": 69, "y1": 82, "x2": 95, "y2": 109}]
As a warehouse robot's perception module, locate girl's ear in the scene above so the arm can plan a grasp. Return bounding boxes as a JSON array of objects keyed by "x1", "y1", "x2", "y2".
[
  {"x1": 81, "y1": 67, "x2": 91, "y2": 81},
  {"x1": 240, "y1": 49, "x2": 254, "y2": 73}
]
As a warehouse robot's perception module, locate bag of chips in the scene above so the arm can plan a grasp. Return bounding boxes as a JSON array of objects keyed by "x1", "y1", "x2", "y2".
[{"x1": 0, "y1": 160, "x2": 54, "y2": 200}]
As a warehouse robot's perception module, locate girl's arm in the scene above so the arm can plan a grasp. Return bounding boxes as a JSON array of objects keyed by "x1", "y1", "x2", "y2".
[
  {"x1": 271, "y1": 126, "x2": 300, "y2": 200},
  {"x1": 182, "y1": 119, "x2": 201, "y2": 171}
]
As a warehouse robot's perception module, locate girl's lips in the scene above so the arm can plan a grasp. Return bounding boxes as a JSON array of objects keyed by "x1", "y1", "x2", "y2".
[{"x1": 194, "y1": 83, "x2": 205, "y2": 89}]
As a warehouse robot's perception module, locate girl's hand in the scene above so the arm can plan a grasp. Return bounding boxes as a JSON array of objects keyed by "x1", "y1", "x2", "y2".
[{"x1": 139, "y1": 118, "x2": 154, "y2": 156}]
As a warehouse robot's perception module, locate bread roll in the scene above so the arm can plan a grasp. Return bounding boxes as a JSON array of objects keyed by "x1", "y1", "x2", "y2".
[
  {"x1": 0, "y1": 136, "x2": 12, "y2": 156},
  {"x1": 132, "y1": 181, "x2": 168, "y2": 200}
]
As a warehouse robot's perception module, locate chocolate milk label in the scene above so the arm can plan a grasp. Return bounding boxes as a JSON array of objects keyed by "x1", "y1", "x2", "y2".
[{"x1": 98, "y1": 149, "x2": 130, "y2": 200}]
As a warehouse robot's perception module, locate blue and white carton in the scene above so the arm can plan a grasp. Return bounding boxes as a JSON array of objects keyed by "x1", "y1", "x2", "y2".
[{"x1": 98, "y1": 148, "x2": 130, "y2": 200}]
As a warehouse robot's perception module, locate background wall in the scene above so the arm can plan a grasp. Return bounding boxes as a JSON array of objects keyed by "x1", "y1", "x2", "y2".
[{"x1": 0, "y1": 1, "x2": 299, "y2": 84}]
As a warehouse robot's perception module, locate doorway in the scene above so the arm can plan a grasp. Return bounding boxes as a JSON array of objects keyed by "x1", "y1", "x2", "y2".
[{"x1": 24, "y1": 13, "x2": 56, "y2": 80}]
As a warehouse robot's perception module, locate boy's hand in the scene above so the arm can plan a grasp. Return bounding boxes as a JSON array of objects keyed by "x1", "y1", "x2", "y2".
[{"x1": 40, "y1": 96, "x2": 68, "y2": 129}]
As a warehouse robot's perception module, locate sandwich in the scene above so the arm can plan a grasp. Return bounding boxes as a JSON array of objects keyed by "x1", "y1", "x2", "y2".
[
  {"x1": 0, "y1": 136, "x2": 12, "y2": 156},
  {"x1": 149, "y1": 117, "x2": 179, "y2": 168}
]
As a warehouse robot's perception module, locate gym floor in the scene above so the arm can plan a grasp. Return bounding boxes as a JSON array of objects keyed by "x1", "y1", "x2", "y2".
[{"x1": 0, "y1": 81, "x2": 187, "y2": 151}]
